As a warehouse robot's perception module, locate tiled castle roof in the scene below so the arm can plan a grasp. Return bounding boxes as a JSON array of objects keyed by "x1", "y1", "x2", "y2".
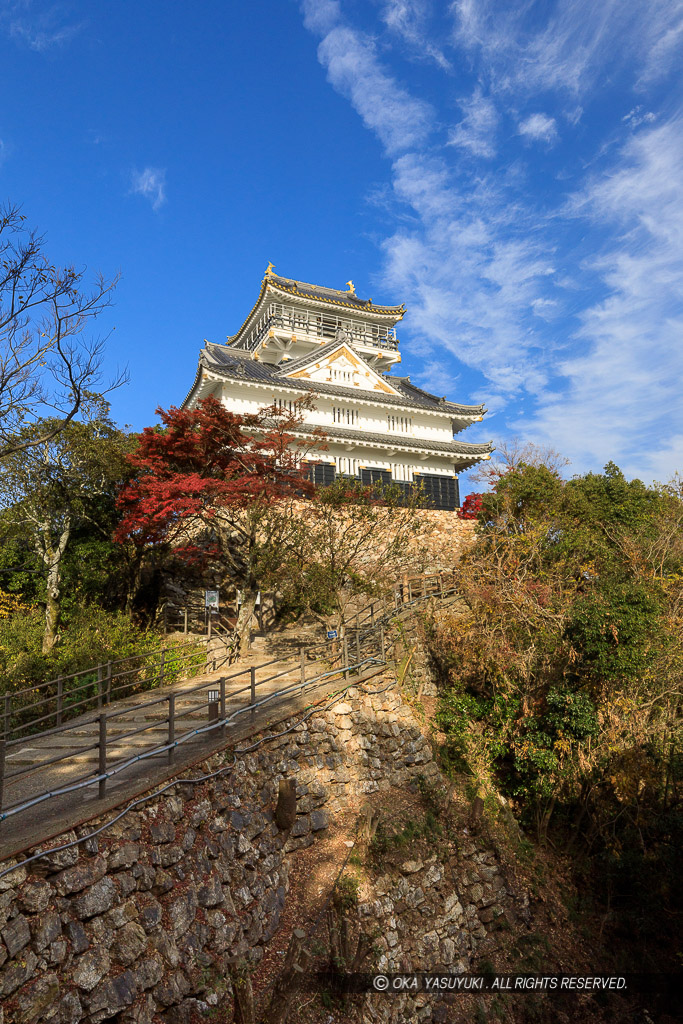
[{"x1": 194, "y1": 342, "x2": 486, "y2": 418}]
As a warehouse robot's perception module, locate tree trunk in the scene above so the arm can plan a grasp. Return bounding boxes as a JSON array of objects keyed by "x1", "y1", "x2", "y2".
[
  {"x1": 40, "y1": 520, "x2": 71, "y2": 653},
  {"x1": 230, "y1": 963, "x2": 255, "y2": 1024},
  {"x1": 236, "y1": 585, "x2": 258, "y2": 651},
  {"x1": 263, "y1": 928, "x2": 308, "y2": 1024}
]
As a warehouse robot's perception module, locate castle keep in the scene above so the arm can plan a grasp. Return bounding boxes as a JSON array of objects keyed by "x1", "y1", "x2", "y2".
[{"x1": 183, "y1": 268, "x2": 493, "y2": 509}]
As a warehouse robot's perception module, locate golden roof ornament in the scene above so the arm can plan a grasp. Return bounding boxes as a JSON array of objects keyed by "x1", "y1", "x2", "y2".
[
  {"x1": 264, "y1": 261, "x2": 275, "y2": 278},
  {"x1": 346, "y1": 280, "x2": 356, "y2": 295}
]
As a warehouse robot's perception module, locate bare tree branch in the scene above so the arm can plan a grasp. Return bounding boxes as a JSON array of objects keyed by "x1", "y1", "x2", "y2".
[{"x1": 0, "y1": 203, "x2": 128, "y2": 459}]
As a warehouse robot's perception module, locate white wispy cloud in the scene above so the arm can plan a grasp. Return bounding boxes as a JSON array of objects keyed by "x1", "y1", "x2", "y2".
[
  {"x1": 622, "y1": 106, "x2": 657, "y2": 130},
  {"x1": 518, "y1": 113, "x2": 558, "y2": 144},
  {"x1": 130, "y1": 168, "x2": 167, "y2": 212},
  {"x1": 452, "y1": 0, "x2": 683, "y2": 97},
  {"x1": 312, "y1": 23, "x2": 435, "y2": 155},
  {"x1": 528, "y1": 118, "x2": 683, "y2": 477},
  {"x1": 4, "y1": 3, "x2": 84, "y2": 52},
  {"x1": 448, "y1": 89, "x2": 498, "y2": 158},
  {"x1": 381, "y1": 0, "x2": 452, "y2": 70},
  {"x1": 301, "y1": 1, "x2": 683, "y2": 480}
]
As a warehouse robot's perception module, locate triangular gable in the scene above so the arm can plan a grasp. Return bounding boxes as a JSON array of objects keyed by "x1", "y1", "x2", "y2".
[{"x1": 277, "y1": 342, "x2": 401, "y2": 396}]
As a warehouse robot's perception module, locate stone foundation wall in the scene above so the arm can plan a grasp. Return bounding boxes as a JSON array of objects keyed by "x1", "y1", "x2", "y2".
[
  {"x1": 0, "y1": 683, "x2": 437, "y2": 1023},
  {"x1": 0, "y1": 676, "x2": 519, "y2": 1024}
]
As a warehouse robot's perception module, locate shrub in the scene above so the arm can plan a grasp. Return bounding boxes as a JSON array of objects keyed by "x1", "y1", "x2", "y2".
[{"x1": 457, "y1": 493, "x2": 483, "y2": 519}]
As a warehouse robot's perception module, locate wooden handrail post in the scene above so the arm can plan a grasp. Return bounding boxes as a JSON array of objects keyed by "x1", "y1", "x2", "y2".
[
  {"x1": 106, "y1": 661, "x2": 112, "y2": 703},
  {"x1": 355, "y1": 628, "x2": 361, "y2": 669},
  {"x1": 184, "y1": 607, "x2": 188, "y2": 635},
  {"x1": 439, "y1": 575, "x2": 444, "y2": 599},
  {"x1": 380, "y1": 625, "x2": 385, "y2": 662},
  {"x1": 163, "y1": 603, "x2": 168, "y2": 635},
  {"x1": 97, "y1": 665, "x2": 103, "y2": 709},
  {"x1": 408, "y1": 580, "x2": 413, "y2": 604},
  {"x1": 422, "y1": 578, "x2": 427, "y2": 599},
  {"x1": 300, "y1": 647, "x2": 305, "y2": 689},
  {"x1": 208, "y1": 614, "x2": 212, "y2": 640},
  {"x1": 56, "y1": 676, "x2": 63, "y2": 727},
  {"x1": 343, "y1": 637, "x2": 349, "y2": 680},
  {"x1": 371, "y1": 602, "x2": 375, "y2": 625},
  {"x1": 220, "y1": 678, "x2": 226, "y2": 737},
  {"x1": 160, "y1": 650, "x2": 165, "y2": 686},
  {"x1": 3, "y1": 694, "x2": 10, "y2": 741},
  {"x1": 250, "y1": 666, "x2": 256, "y2": 723},
  {"x1": 0, "y1": 739, "x2": 5, "y2": 812},
  {"x1": 168, "y1": 694, "x2": 175, "y2": 764},
  {"x1": 98, "y1": 715, "x2": 107, "y2": 799}
]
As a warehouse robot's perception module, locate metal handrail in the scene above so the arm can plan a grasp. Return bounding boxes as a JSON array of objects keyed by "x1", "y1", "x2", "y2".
[
  {"x1": 0, "y1": 570, "x2": 455, "y2": 819},
  {"x1": 0, "y1": 629, "x2": 388, "y2": 820}
]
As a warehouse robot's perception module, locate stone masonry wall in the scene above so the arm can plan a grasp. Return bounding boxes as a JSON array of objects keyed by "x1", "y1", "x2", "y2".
[{"x1": 0, "y1": 678, "x2": 519, "y2": 1024}]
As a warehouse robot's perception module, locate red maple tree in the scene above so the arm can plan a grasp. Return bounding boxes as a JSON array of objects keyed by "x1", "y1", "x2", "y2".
[
  {"x1": 457, "y1": 493, "x2": 483, "y2": 520},
  {"x1": 115, "y1": 395, "x2": 323, "y2": 641}
]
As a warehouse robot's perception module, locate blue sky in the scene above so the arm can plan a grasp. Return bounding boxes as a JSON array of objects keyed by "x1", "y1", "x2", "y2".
[{"x1": 1, "y1": 1, "x2": 682, "y2": 492}]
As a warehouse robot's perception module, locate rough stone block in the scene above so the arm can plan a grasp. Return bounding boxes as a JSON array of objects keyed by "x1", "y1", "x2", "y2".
[
  {"x1": 107, "y1": 844, "x2": 140, "y2": 871},
  {"x1": 1, "y1": 913, "x2": 30, "y2": 957},
  {"x1": 31, "y1": 910, "x2": 61, "y2": 951},
  {"x1": 111, "y1": 922, "x2": 146, "y2": 966},
  {"x1": 12, "y1": 971, "x2": 60, "y2": 1023},
  {"x1": 18, "y1": 880, "x2": 52, "y2": 914},
  {"x1": 149, "y1": 821, "x2": 175, "y2": 844},
  {"x1": 73, "y1": 877, "x2": 117, "y2": 920},
  {"x1": 310, "y1": 810, "x2": 329, "y2": 831},
  {"x1": 73, "y1": 949, "x2": 111, "y2": 991}
]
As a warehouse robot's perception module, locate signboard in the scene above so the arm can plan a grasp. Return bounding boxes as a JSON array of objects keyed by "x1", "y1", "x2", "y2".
[
  {"x1": 205, "y1": 590, "x2": 219, "y2": 610},
  {"x1": 327, "y1": 630, "x2": 338, "y2": 640},
  {"x1": 208, "y1": 690, "x2": 220, "y2": 703}
]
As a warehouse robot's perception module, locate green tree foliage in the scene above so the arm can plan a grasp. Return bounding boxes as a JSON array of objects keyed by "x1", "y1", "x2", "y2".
[
  {"x1": 0, "y1": 405, "x2": 134, "y2": 650},
  {"x1": 432, "y1": 462, "x2": 683, "y2": 965}
]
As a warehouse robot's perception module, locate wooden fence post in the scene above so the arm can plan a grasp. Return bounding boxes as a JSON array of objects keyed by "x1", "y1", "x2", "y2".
[
  {"x1": 163, "y1": 604, "x2": 168, "y2": 635},
  {"x1": 168, "y1": 694, "x2": 175, "y2": 764},
  {"x1": 250, "y1": 666, "x2": 256, "y2": 724},
  {"x1": 56, "y1": 676, "x2": 63, "y2": 727},
  {"x1": 355, "y1": 628, "x2": 361, "y2": 669},
  {"x1": 220, "y1": 678, "x2": 226, "y2": 737},
  {"x1": 380, "y1": 625, "x2": 385, "y2": 662},
  {"x1": 408, "y1": 580, "x2": 413, "y2": 604},
  {"x1": 343, "y1": 636, "x2": 349, "y2": 680},
  {"x1": 159, "y1": 650, "x2": 165, "y2": 686},
  {"x1": 0, "y1": 739, "x2": 5, "y2": 812},
  {"x1": 439, "y1": 575, "x2": 444, "y2": 599},
  {"x1": 106, "y1": 661, "x2": 112, "y2": 703},
  {"x1": 422, "y1": 578, "x2": 427, "y2": 599},
  {"x1": 300, "y1": 647, "x2": 305, "y2": 689},
  {"x1": 3, "y1": 694, "x2": 10, "y2": 741},
  {"x1": 98, "y1": 715, "x2": 107, "y2": 799},
  {"x1": 184, "y1": 607, "x2": 188, "y2": 635}
]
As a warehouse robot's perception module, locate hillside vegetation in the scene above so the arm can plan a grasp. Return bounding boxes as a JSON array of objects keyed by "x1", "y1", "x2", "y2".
[{"x1": 429, "y1": 462, "x2": 683, "y2": 972}]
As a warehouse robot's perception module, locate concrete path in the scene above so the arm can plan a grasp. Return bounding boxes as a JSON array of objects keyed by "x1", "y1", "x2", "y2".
[{"x1": 0, "y1": 641, "x2": 323, "y2": 860}]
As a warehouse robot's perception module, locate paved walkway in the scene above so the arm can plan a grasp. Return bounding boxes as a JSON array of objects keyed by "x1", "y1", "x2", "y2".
[{"x1": 0, "y1": 639, "x2": 332, "y2": 860}]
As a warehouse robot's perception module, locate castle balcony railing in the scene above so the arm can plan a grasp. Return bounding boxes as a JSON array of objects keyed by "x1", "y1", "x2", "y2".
[{"x1": 236, "y1": 303, "x2": 399, "y2": 353}]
